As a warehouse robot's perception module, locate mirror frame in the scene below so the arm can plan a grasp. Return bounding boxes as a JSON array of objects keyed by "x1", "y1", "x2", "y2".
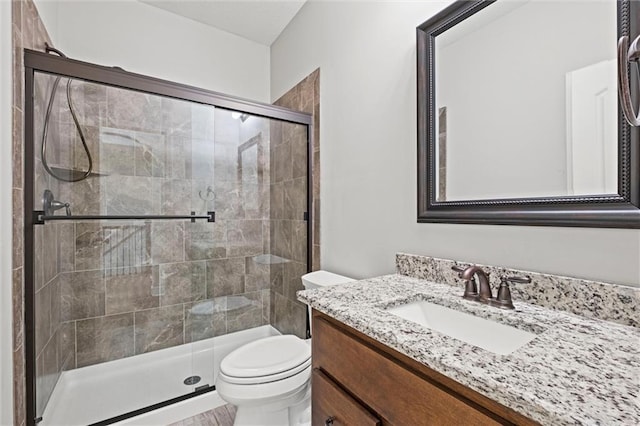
[{"x1": 417, "y1": 0, "x2": 640, "y2": 228}]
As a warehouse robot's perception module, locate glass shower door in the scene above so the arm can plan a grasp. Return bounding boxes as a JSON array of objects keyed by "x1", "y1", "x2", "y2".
[{"x1": 31, "y1": 70, "x2": 218, "y2": 424}]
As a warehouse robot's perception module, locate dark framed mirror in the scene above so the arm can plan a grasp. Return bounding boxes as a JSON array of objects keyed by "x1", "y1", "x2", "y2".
[{"x1": 417, "y1": 0, "x2": 640, "y2": 228}]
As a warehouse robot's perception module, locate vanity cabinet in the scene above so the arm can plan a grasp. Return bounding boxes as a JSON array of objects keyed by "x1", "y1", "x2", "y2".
[{"x1": 311, "y1": 310, "x2": 538, "y2": 426}]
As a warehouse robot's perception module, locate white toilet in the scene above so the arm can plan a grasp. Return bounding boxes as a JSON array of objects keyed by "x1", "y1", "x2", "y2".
[{"x1": 216, "y1": 270, "x2": 355, "y2": 426}]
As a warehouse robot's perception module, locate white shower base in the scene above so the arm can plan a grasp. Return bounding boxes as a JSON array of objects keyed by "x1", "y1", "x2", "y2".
[{"x1": 41, "y1": 325, "x2": 280, "y2": 426}]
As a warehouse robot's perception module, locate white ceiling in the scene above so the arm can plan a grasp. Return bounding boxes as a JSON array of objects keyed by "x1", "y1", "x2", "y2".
[{"x1": 139, "y1": 0, "x2": 307, "y2": 46}]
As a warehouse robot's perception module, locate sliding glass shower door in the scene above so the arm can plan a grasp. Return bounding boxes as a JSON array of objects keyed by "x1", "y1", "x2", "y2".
[
  {"x1": 26, "y1": 51, "x2": 311, "y2": 426},
  {"x1": 31, "y1": 72, "x2": 220, "y2": 424}
]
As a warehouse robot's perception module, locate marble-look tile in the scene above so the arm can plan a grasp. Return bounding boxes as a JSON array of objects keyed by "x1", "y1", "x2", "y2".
[
  {"x1": 42, "y1": 224, "x2": 57, "y2": 283},
  {"x1": 261, "y1": 288, "x2": 270, "y2": 324},
  {"x1": 76, "y1": 313, "x2": 134, "y2": 368},
  {"x1": 190, "y1": 103, "x2": 215, "y2": 141},
  {"x1": 105, "y1": 266, "x2": 160, "y2": 314},
  {"x1": 226, "y1": 291, "x2": 264, "y2": 333},
  {"x1": 395, "y1": 253, "x2": 640, "y2": 328},
  {"x1": 189, "y1": 138, "x2": 215, "y2": 180},
  {"x1": 312, "y1": 150, "x2": 320, "y2": 199},
  {"x1": 12, "y1": 106, "x2": 23, "y2": 190},
  {"x1": 75, "y1": 222, "x2": 103, "y2": 271},
  {"x1": 291, "y1": 136, "x2": 307, "y2": 180},
  {"x1": 57, "y1": 176, "x2": 104, "y2": 216},
  {"x1": 106, "y1": 87, "x2": 162, "y2": 133},
  {"x1": 313, "y1": 198, "x2": 320, "y2": 245},
  {"x1": 161, "y1": 97, "x2": 192, "y2": 135},
  {"x1": 283, "y1": 178, "x2": 306, "y2": 220},
  {"x1": 36, "y1": 336, "x2": 58, "y2": 416},
  {"x1": 270, "y1": 263, "x2": 285, "y2": 296},
  {"x1": 270, "y1": 120, "x2": 282, "y2": 149},
  {"x1": 165, "y1": 135, "x2": 188, "y2": 179},
  {"x1": 104, "y1": 175, "x2": 158, "y2": 215},
  {"x1": 151, "y1": 221, "x2": 185, "y2": 264},
  {"x1": 102, "y1": 223, "x2": 152, "y2": 270},
  {"x1": 101, "y1": 142, "x2": 135, "y2": 176},
  {"x1": 159, "y1": 261, "x2": 206, "y2": 306},
  {"x1": 13, "y1": 344, "x2": 25, "y2": 426},
  {"x1": 272, "y1": 220, "x2": 292, "y2": 260},
  {"x1": 60, "y1": 270, "x2": 105, "y2": 321},
  {"x1": 13, "y1": 268, "x2": 23, "y2": 350},
  {"x1": 241, "y1": 183, "x2": 268, "y2": 220},
  {"x1": 312, "y1": 245, "x2": 320, "y2": 272},
  {"x1": 184, "y1": 298, "x2": 226, "y2": 343},
  {"x1": 207, "y1": 258, "x2": 245, "y2": 298},
  {"x1": 134, "y1": 131, "x2": 166, "y2": 178},
  {"x1": 226, "y1": 220, "x2": 263, "y2": 257},
  {"x1": 215, "y1": 181, "x2": 245, "y2": 220},
  {"x1": 161, "y1": 179, "x2": 191, "y2": 215},
  {"x1": 245, "y1": 268, "x2": 270, "y2": 293},
  {"x1": 57, "y1": 223, "x2": 75, "y2": 273},
  {"x1": 273, "y1": 293, "x2": 306, "y2": 338},
  {"x1": 273, "y1": 141, "x2": 292, "y2": 183},
  {"x1": 191, "y1": 180, "x2": 216, "y2": 215},
  {"x1": 35, "y1": 282, "x2": 51, "y2": 356},
  {"x1": 50, "y1": 275, "x2": 61, "y2": 336},
  {"x1": 33, "y1": 225, "x2": 44, "y2": 292},
  {"x1": 270, "y1": 182, "x2": 284, "y2": 220},
  {"x1": 284, "y1": 261, "x2": 307, "y2": 301},
  {"x1": 134, "y1": 305, "x2": 184, "y2": 354},
  {"x1": 291, "y1": 221, "x2": 307, "y2": 264},
  {"x1": 13, "y1": 188, "x2": 23, "y2": 270},
  {"x1": 56, "y1": 321, "x2": 76, "y2": 371},
  {"x1": 185, "y1": 222, "x2": 225, "y2": 261}
]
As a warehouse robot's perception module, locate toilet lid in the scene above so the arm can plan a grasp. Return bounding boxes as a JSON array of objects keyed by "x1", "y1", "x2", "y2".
[{"x1": 220, "y1": 335, "x2": 311, "y2": 379}]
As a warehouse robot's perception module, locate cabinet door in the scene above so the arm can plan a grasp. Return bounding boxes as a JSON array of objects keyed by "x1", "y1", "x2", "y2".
[{"x1": 312, "y1": 369, "x2": 381, "y2": 426}]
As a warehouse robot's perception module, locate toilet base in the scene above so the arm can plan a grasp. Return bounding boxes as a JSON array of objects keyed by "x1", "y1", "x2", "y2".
[{"x1": 233, "y1": 385, "x2": 311, "y2": 426}]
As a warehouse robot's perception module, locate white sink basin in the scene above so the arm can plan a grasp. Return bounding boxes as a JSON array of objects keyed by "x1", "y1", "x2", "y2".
[{"x1": 387, "y1": 300, "x2": 537, "y2": 355}]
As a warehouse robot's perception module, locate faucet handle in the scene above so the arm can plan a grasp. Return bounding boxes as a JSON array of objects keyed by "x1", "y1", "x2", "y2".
[
  {"x1": 490, "y1": 275, "x2": 531, "y2": 310},
  {"x1": 451, "y1": 265, "x2": 466, "y2": 276},
  {"x1": 504, "y1": 275, "x2": 531, "y2": 284}
]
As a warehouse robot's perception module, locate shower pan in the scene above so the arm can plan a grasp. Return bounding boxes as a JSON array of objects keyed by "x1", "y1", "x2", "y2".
[{"x1": 23, "y1": 49, "x2": 313, "y2": 426}]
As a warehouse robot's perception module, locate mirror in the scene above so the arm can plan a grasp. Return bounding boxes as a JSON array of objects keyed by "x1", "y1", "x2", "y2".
[{"x1": 417, "y1": 0, "x2": 640, "y2": 228}]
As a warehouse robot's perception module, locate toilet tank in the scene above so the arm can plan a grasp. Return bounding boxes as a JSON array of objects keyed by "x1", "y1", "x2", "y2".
[
  {"x1": 302, "y1": 271, "x2": 355, "y2": 337},
  {"x1": 301, "y1": 270, "x2": 355, "y2": 290}
]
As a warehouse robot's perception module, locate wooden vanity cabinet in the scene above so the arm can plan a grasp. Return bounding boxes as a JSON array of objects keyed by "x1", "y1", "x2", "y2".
[{"x1": 311, "y1": 310, "x2": 539, "y2": 426}]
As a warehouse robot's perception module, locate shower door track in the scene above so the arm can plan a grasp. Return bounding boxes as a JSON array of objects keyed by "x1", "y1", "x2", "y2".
[{"x1": 23, "y1": 49, "x2": 314, "y2": 426}]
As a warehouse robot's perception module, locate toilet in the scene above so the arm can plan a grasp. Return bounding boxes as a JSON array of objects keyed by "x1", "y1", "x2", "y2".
[{"x1": 216, "y1": 270, "x2": 355, "y2": 426}]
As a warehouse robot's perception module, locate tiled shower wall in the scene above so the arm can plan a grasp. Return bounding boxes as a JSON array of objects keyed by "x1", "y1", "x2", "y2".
[
  {"x1": 32, "y1": 77, "x2": 274, "y2": 376},
  {"x1": 270, "y1": 70, "x2": 320, "y2": 338},
  {"x1": 12, "y1": 0, "x2": 52, "y2": 424}
]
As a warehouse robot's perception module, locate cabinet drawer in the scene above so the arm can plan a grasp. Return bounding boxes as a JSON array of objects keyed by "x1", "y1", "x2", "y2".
[
  {"x1": 312, "y1": 369, "x2": 381, "y2": 426},
  {"x1": 313, "y1": 314, "x2": 505, "y2": 425}
]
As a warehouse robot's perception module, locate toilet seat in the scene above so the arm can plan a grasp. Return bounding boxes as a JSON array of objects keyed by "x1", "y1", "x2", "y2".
[{"x1": 219, "y1": 335, "x2": 311, "y2": 385}]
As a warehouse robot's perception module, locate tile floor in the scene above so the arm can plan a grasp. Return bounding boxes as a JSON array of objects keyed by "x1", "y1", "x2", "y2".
[{"x1": 168, "y1": 404, "x2": 236, "y2": 426}]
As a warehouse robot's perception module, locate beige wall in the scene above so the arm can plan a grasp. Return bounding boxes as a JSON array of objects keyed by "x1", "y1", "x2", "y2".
[{"x1": 270, "y1": 1, "x2": 640, "y2": 287}]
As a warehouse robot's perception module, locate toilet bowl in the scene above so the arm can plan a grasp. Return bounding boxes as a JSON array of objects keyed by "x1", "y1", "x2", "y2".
[{"x1": 216, "y1": 270, "x2": 354, "y2": 426}]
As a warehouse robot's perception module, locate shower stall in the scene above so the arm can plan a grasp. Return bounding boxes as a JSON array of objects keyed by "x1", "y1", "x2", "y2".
[{"x1": 23, "y1": 49, "x2": 313, "y2": 426}]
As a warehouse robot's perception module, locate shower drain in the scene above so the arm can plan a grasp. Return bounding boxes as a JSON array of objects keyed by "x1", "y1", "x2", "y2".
[{"x1": 183, "y1": 376, "x2": 201, "y2": 386}]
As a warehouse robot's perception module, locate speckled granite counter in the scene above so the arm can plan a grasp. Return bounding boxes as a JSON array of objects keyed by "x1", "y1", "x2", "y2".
[{"x1": 298, "y1": 274, "x2": 640, "y2": 425}]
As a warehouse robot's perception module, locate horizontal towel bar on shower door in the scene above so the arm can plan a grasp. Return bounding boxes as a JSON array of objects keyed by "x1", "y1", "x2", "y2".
[{"x1": 32, "y1": 211, "x2": 215, "y2": 225}]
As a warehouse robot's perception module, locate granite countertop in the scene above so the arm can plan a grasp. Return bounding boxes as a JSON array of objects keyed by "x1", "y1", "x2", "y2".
[{"x1": 297, "y1": 274, "x2": 640, "y2": 425}]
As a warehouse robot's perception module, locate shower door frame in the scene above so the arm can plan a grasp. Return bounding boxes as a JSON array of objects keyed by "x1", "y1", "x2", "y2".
[{"x1": 23, "y1": 49, "x2": 314, "y2": 426}]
